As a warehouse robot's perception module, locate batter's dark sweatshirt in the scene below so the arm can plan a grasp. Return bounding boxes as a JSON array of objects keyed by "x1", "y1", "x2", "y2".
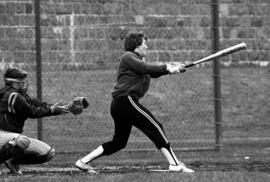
[{"x1": 112, "y1": 51, "x2": 169, "y2": 100}]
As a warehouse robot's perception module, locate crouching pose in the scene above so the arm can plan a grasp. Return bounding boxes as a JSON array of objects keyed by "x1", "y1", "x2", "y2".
[
  {"x1": 75, "y1": 32, "x2": 194, "y2": 173},
  {"x1": 0, "y1": 67, "x2": 69, "y2": 174}
]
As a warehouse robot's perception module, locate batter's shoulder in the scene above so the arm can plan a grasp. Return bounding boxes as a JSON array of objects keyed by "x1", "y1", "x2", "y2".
[
  {"x1": 121, "y1": 51, "x2": 137, "y2": 60},
  {"x1": 122, "y1": 51, "x2": 134, "y2": 57}
]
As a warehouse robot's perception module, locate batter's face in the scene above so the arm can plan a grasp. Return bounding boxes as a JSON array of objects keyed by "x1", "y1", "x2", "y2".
[{"x1": 135, "y1": 38, "x2": 148, "y2": 57}]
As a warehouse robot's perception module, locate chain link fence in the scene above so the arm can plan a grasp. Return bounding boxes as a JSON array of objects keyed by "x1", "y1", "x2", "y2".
[{"x1": 1, "y1": 0, "x2": 218, "y2": 156}]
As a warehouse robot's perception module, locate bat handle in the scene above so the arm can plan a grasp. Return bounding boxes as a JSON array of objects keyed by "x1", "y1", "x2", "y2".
[{"x1": 184, "y1": 63, "x2": 195, "y2": 68}]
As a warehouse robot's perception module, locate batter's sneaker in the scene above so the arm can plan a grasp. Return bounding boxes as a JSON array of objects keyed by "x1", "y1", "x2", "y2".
[
  {"x1": 169, "y1": 163, "x2": 194, "y2": 173},
  {"x1": 75, "y1": 159, "x2": 97, "y2": 174},
  {"x1": 4, "y1": 159, "x2": 22, "y2": 175}
]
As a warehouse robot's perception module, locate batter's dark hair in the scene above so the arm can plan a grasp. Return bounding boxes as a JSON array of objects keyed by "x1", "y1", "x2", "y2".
[{"x1": 124, "y1": 32, "x2": 147, "y2": 52}]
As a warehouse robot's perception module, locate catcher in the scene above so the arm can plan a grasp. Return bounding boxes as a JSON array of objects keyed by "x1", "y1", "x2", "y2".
[{"x1": 0, "y1": 67, "x2": 71, "y2": 175}]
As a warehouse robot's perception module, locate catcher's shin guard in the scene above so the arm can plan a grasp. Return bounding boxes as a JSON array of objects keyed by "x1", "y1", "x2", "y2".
[
  {"x1": 0, "y1": 135, "x2": 30, "y2": 164},
  {"x1": 13, "y1": 147, "x2": 55, "y2": 164}
]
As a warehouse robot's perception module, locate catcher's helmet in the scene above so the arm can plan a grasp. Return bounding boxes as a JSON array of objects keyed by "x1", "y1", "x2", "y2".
[{"x1": 4, "y1": 67, "x2": 28, "y2": 84}]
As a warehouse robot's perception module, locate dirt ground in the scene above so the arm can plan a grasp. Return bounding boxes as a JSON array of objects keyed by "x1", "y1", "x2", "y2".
[{"x1": 1, "y1": 140, "x2": 270, "y2": 176}]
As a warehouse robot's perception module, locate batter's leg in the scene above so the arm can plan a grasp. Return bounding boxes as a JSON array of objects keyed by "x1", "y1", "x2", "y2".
[{"x1": 127, "y1": 96, "x2": 194, "y2": 172}]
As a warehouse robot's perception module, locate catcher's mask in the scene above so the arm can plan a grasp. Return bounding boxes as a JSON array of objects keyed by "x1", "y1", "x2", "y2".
[{"x1": 4, "y1": 67, "x2": 29, "y2": 92}]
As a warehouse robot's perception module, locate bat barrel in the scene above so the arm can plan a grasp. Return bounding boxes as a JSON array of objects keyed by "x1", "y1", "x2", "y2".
[
  {"x1": 220, "y1": 42, "x2": 247, "y2": 54},
  {"x1": 185, "y1": 42, "x2": 247, "y2": 68}
]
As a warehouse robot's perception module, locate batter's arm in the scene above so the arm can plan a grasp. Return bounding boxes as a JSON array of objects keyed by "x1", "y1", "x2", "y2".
[{"x1": 122, "y1": 53, "x2": 169, "y2": 76}]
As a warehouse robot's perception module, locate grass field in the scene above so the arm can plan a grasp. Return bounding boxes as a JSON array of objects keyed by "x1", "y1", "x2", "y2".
[
  {"x1": 0, "y1": 67, "x2": 269, "y2": 181},
  {"x1": 23, "y1": 66, "x2": 220, "y2": 151},
  {"x1": 28, "y1": 67, "x2": 269, "y2": 152}
]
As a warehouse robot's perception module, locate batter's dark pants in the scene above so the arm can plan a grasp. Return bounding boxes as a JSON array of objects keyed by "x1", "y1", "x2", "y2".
[{"x1": 102, "y1": 95, "x2": 170, "y2": 155}]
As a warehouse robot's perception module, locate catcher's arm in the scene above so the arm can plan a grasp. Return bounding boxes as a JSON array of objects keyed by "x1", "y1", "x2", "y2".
[
  {"x1": 66, "y1": 97, "x2": 89, "y2": 115},
  {"x1": 50, "y1": 101, "x2": 70, "y2": 115}
]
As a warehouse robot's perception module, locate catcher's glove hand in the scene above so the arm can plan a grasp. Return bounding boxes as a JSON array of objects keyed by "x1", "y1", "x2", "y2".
[
  {"x1": 66, "y1": 97, "x2": 89, "y2": 115},
  {"x1": 51, "y1": 101, "x2": 69, "y2": 115}
]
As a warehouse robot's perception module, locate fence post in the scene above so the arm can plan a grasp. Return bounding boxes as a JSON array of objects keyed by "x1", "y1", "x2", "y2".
[
  {"x1": 211, "y1": 0, "x2": 222, "y2": 151},
  {"x1": 34, "y1": 0, "x2": 43, "y2": 140}
]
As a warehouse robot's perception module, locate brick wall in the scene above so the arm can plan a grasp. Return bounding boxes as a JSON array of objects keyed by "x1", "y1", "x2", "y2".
[{"x1": 0, "y1": 0, "x2": 269, "y2": 70}]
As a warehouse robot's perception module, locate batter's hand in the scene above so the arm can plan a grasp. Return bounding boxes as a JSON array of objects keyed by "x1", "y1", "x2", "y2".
[
  {"x1": 174, "y1": 62, "x2": 186, "y2": 73},
  {"x1": 166, "y1": 63, "x2": 179, "y2": 74},
  {"x1": 166, "y1": 62, "x2": 186, "y2": 74}
]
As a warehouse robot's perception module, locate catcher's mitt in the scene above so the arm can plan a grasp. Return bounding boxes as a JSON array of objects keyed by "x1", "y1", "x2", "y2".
[{"x1": 66, "y1": 97, "x2": 89, "y2": 115}]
